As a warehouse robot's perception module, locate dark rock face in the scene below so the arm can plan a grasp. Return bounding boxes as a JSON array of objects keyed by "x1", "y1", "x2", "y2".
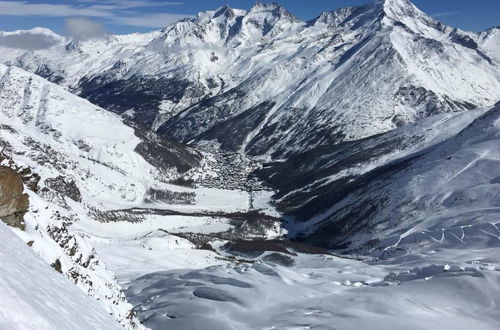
[
  {"x1": 158, "y1": 89, "x2": 248, "y2": 144},
  {"x1": 196, "y1": 101, "x2": 276, "y2": 151},
  {"x1": 8, "y1": 52, "x2": 66, "y2": 84},
  {"x1": 130, "y1": 120, "x2": 202, "y2": 174},
  {"x1": 394, "y1": 85, "x2": 475, "y2": 126},
  {"x1": 44, "y1": 176, "x2": 82, "y2": 203},
  {"x1": 253, "y1": 121, "x2": 426, "y2": 249},
  {"x1": 34, "y1": 64, "x2": 65, "y2": 84},
  {"x1": 0, "y1": 166, "x2": 29, "y2": 230},
  {"x1": 0, "y1": 150, "x2": 40, "y2": 192},
  {"x1": 78, "y1": 76, "x2": 204, "y2": 128},
  {"x1": 450, "y1": 30, "x2": 478, "y2": 50},
  {"x1": 256, "y1": 104, "x2": 500, "y2": 254}
]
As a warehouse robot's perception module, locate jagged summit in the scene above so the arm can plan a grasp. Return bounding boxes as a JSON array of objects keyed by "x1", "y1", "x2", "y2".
[
  {"x1": 309, "y1": 7, "x2": 357, "y2": 27},
  {"x1": 380, "y1": 0, "x2": 413, "y2": 8},
  {"x1": 65, "y1": 40, "x2": 81, "y2": 52},
  {"x1": 2, "y1": 0, "x2": 499, "y2": 158},
  {"x1": 378, "y1": 0, "x2": 420, "y2": 14},
  {"x1": 377, "y1": 0, "x2": 428, "y2": 22},
  {"x1": 198, "y1": 5, "x2": 246, "y2": 21},
  {"x1": 153, "y1": 1, "x2": 302, "y2": 46},
  {"x1": 213, "y1": 5, "x2": 237, "y2": 19},
  {"x1": 252, "y1": 1, "x2": 287, "y2": 10},
  {"x1": 191, "y1": 2, "x2": 300, "y2": 25},
  {"x1": 245, "y1": 1, "x2": 302, "y2": 24},
  {"x1": 365, "y1": 0, "x2": 450, "y2": 37},
  {"x1": 307, "y1": 0, "x2": 431, "y2": 33},
  {"x1": 157, "y1": 0, "x2": 427, "y2": 43}
]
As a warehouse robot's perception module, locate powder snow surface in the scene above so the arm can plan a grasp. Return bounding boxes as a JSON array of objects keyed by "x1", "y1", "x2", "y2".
[
  {"x1": 115, "y1": 106, "x2": 500, "y2": 330},
  {"x1": 0, "y1": 222, "x2": 121, "y2": 330}
]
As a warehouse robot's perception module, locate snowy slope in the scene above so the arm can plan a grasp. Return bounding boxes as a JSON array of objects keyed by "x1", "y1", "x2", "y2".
[
  {"x1": 0, "y1": 64, "x2": 200, "y2": 209},
  {"x1": 257, "y1": 102, "x2": 500, "y2": 256},
  {"x1": 0, "y1": 29, "x2": 160, "y2": 84},
  {"x1": 0, "y1": 63, "x2": 284, "y2": 328},
  {"x1": 0, "y1": 222, "x2": 122, "y2": 330},
  {"x1": 0, "y1": 2, "x2": 499, "y2": 329},
  {"x1": 124, "y1": 252, "x2": 500, "y2": 330},
  {"x1": 0, "y1": 63, "x2": 201, "y2": 328},
  {"x1": 158, "y1": 0, "x2": 500, "y2": 157},
  {"x1": 115, "y1": 104, "x2": 500, "y2": 330},
  {"x1": 479, "y1": 26, "x2": 500, "y2": 63},
  {"x1": 3, "y1": 0, "x2": 499, "y2": 158}
]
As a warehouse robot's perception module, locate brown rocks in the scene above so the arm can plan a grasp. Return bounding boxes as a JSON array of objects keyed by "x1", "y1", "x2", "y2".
[{"x1": 0, "y1": 166, "x2": 29, "y2": 230}]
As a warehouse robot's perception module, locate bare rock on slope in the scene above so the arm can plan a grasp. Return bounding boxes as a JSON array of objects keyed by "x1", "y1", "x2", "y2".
[{"x1": 0, "y1": 166, "x2": 29, "y2": 230}]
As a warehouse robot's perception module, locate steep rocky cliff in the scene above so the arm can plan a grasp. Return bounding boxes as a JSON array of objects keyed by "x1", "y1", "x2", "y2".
[{"x1": 0, "y1": 166, "x2": 28, "y2": 230}]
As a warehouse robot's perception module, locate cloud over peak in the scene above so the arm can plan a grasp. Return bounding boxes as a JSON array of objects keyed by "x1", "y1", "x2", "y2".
[
  {"x1": 0, "y1": 0, "x2": 190, "y2": 28},
  {"x1": 65, "y1": 17, "x2": 107, "y2": 40},
  {"x1": 0, "y1": 30, "x2": 61, "y2": 50}
]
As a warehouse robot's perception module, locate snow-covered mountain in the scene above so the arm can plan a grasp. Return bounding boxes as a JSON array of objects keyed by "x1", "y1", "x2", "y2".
[
  {"x1": 0, "y1": 63, "x2": 203, "y2": 328},
  {"x1": 127, "y1": 101, "x2": 497, "y2": 330},
  {"x1": 257, "y1": 101, "x2": 500, "y2": 256},
  {"x1": 158, "y1": 0, "x2": 500, "y2": 158},
  {"x1": 1, "y1": 0, "x2": 499, "y2": 159},
  {"x1": 1, "y1": 1, "x2": 500, "y2": 329},
  {"x1": 0, "y1": 221, "x2": 123, "y2": 330},
  {"x1": 479, "y1": 26, "x2": 500, "y2": 62},
  {"x1": 92, "y1": 100, "x2": 499, "y2": 330},
  {"x1": 0, "y1": 63, "x2": 282, "y2": 328}
]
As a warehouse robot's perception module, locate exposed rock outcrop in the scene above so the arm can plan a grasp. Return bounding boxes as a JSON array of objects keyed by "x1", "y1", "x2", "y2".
[{"x1": 0, "y1": 166, "x2": 29, "y2": 230}]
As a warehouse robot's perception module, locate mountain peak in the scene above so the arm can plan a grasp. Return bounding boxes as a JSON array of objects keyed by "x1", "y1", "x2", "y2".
[
  {"x1": 310, "y1": 7, "x2": 357, "y2": 27},
  {"x1": 252, "y1": 1, "x2": 281, "y2": 9},
  {"x1": 65, "y1": 40, "x2": 81, "y2": 53},
  {"x1": 380, "y1": 0, "x2": 415, "y2": 14},
  {"x1": 374, "y1": 0, "x2": 441, "y2": 32},
  {"x1": 213, "y1": 5, "x2": 236, "y2": 19},
  {"x1": 381, "y1": 0, "x2": 413, "y2": 9},
  {"x1": 249, "y1": 1, "x2": 284, "y2": 13},
  {"x1": 248, "y1": 1, "x2": 300, "y2": 22},
  {"x1": 379, "y1": 0, "x2": 418, "y2": 16},
  {"x1": 382, "y1": 0, "x2": 412, "y2": 6}
]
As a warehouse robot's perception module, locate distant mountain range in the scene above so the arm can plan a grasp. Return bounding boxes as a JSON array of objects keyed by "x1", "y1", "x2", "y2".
[{"x1": 1, "y1": 0, "x2": 499, "y2": 159}]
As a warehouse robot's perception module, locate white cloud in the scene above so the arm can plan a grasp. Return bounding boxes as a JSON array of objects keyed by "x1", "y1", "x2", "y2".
[
  {"x1": 0, "y1": 31, "x2": 60, "y2": 50},
  {"x1": 76, "y1": 0, "x2": 183, "y2": 9},
  {"x1": 0, "y1": 1, "x2": 112, "y2": 17},
  {"x1": 65, "y1": 18, "x2": 107, "y2": 40},
  {"x1": 432, "y1": 11, "x2": 461, "y2": 18},
  {"x1": 0, "y1": 0, "x2": 189, "y2": 29}
]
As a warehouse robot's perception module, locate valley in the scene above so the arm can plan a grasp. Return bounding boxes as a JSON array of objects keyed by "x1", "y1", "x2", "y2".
[{"x1": 0, "y1": 0, "x2": 499, "y2": 329}]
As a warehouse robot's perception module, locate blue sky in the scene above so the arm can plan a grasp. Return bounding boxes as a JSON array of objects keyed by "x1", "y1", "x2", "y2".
[{"x1": 0, "y1": 0, "x2": 498, "y2": 35}]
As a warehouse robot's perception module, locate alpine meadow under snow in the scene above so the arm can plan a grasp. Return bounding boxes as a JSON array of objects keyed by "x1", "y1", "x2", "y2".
[{"x1": 0, "y1": 0, "x2": 500, "y2": 329}]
